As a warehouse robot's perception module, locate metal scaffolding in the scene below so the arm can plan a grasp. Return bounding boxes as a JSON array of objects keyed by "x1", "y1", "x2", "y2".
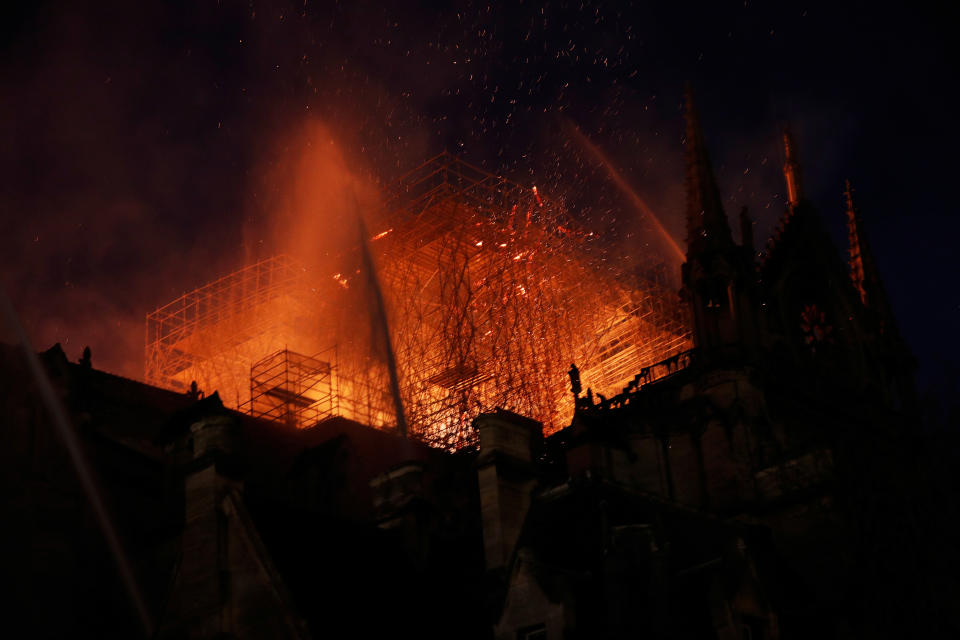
[
  {"x1": 144, "y1": 153, "x2": 692, "y2": 448},
  {"x1": 144, "y1": 255, "x2": 317, "y2": 405},
  {"x1": 361, "y1": 152, "x2": 692, "y2": 448},
  {"x1": 249, "y1": 349, "x2": 335, "y2": 429}
]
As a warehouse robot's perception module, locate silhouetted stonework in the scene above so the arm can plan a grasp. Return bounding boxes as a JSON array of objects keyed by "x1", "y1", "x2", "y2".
[
  {"x1": 479, "y1": 97, "x2": 938, "y2": 640},
  {"x1": 1, "y1": 106, "x2": 950, "y2": 638}
]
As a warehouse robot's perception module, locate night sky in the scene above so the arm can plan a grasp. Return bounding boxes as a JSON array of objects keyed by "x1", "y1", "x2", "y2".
[{"x1": 1, "y1": 1, "x2": 956, "y2": 397}]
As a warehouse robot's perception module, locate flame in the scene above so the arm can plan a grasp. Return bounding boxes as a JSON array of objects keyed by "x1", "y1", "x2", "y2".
[{"x1": 146, "y1": 152, "x2": 692, "y2": 450}]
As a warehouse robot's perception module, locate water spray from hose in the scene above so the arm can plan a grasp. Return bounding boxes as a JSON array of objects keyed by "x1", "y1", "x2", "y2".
[
  {"x1": 562, "y1": 117, "x2": 686, "y2": 263},
  {"x1": 0, "y1": 288, "x2": 154, "y2": 637},
  {"x1": 352, "y1": 195, "x2": 408, "y2": 439}
]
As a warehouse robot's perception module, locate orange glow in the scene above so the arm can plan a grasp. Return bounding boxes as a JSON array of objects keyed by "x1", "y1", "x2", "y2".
[{"x1": 146, "y1": 152, "x2": 692, "y2": 450}]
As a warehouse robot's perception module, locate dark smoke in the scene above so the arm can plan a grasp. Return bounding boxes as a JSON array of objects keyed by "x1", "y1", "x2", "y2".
[{"x1": 1, "y1": 1, "x2": 955, "y2": 389}]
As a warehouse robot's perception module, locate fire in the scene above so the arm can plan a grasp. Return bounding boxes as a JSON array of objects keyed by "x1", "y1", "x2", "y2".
[{"x1": 145, "y1": 153, "x2": 692, "y2": 450}]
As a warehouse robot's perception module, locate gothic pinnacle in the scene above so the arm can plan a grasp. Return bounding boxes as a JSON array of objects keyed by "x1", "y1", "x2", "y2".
[
  {"x1": 845, "y1": 179, "x2": 868, "y2": 306},
  {"x1": 684, "y1": 85, "x2": 731, "y2": 256},
  {"x1": 782, "y1": 128, "x2": 804, "y2": 209}
]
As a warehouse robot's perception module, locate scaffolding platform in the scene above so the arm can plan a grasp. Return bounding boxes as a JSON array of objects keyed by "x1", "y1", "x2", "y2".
[{"x1": 249, "y1": 349, "x2": 335, "y2": 429}]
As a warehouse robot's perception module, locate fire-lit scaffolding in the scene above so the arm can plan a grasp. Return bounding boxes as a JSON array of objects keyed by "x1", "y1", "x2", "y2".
[
  {"x1": 249, "y1": 348, "x2": 335, "y2": 428},
  {"x1": 367, "y1": 152, "x2": 691, "y2": 448},
  {"x1": 145, "y1": 255, "x2": 319, "y2": 406},
  {"x1": 145, "y1": 152, "x2": 692, "y2": 449}
]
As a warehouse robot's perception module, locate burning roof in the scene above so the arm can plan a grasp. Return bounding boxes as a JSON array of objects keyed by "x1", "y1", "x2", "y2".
[{"x1": 146, "y1": 153, "x2": 691, "y2": 449}]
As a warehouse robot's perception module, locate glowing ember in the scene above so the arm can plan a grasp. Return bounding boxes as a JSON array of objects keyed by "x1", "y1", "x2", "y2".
[{"x1": 145, "y1": 154, "x2": 691, "y2": 450}]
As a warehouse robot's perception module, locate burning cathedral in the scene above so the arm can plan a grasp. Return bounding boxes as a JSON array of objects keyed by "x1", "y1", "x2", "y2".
[{"x1": 0, "y1": 90, "x2": 935, "y2": 639}]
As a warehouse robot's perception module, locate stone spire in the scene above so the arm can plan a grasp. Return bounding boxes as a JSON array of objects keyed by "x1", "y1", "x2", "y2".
[
  {"x1": 680, "y1": 87, "x2": 757, "y2": 354},
  {"x1": 846, "y1": 180, "x2": 894, "y2": 322},
  {"x1": 684, "y1": 85, "x2": 732, "y2": 256},
  {"x1": 844, "y1": 179, "x2": 869, "y2": 306},
  {"x1": 782, "y1": 128, "x2": 804, "y2": 209},
  {"x1": 844, "y1": 180, "x2": 914, "y2": 410}
]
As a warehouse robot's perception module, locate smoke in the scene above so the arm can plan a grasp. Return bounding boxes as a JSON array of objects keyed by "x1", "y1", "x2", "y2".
[
  {"x1": 0, "y1": 4, "x2": 254, "y2": 377},
  {"x1": 246, "y1": 117, "x2": 401, "y2": 381},
  {"x1": 0, "y1": 3, "x2": 402, "y2": 379},
  {"x1": 2, "y1": 1, "x2": 877, "y2": 384},
  {"x1": 250, "y1": 119, "x2": 383, "y2": 274}
]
